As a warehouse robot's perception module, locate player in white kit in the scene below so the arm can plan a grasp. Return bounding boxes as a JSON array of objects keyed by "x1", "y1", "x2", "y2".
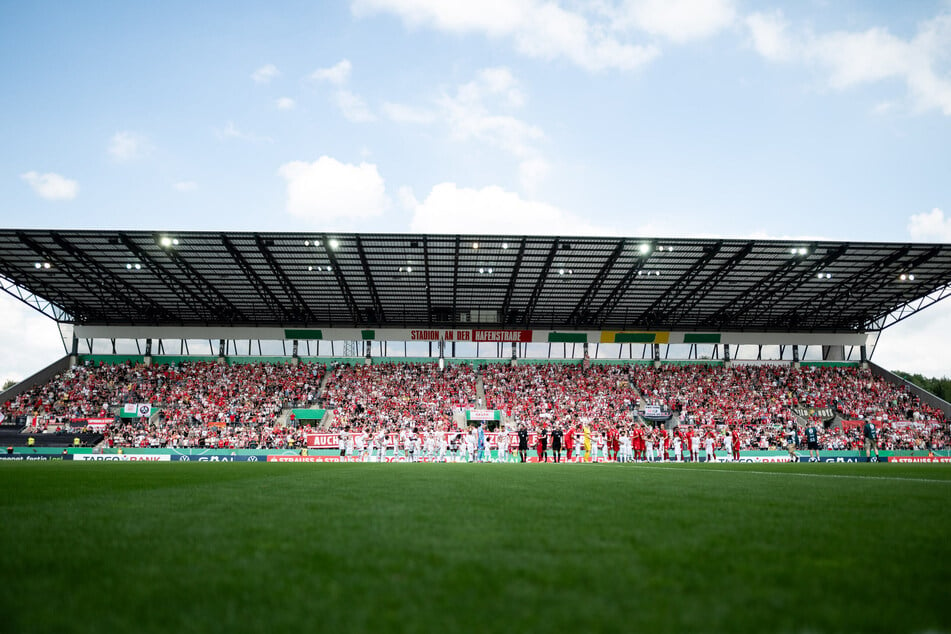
[
  {"x1": 645, "y1": 431, "x2": 655, "y2": 463},
  {"x1": 704, "y1": 430, "x2": 716, "y2": 463},
  {"x1": 722, "y1": 428, "x2": 733, "y2": 462},
  {"x1": 497, "y1": 429, "x2": 510, "y2": 463},
  {"x1": 673, "y1": 432, "x2": 683, "y2": 462},
  {"x1": 618, "y1": 430, "x2": 632, "y2": 463},
  {"x1": 338, "y1": 428, "x2": 348, "y2": 460}
]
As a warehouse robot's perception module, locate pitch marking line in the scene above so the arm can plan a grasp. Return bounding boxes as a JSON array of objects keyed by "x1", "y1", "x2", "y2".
[{"x1": 643, "y1": 465, "x2": 951, "y2": 484}]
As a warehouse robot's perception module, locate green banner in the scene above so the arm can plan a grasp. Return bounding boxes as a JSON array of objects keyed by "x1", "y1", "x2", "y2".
[
  {"x1": 465, "y1": 409, "x2": 502, "y2": 421},
  {"x1": 291, "y1": 409, "x2": 327, "y2": 420},
  {"x1": 615, "y1": 333, "x2": 656, "y2": 344},
  {"x1": 119, "y1": 407, "x2": 159, "y2": 419},
  {"x1": 284, "y1": 329, "x2": 323, "y2": 340}
]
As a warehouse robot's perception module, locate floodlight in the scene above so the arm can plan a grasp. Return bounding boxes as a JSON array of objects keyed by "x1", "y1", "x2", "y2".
[{"x1": 328, "y1": 239, "x2": 339, "y2": 250}]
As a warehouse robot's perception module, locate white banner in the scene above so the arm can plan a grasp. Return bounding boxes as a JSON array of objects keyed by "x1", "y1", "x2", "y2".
[{"x1": 123, "y1": 404, "x2": 138, "y2": 415}]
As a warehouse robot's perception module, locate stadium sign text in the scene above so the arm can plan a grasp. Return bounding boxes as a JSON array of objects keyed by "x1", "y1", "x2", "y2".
[{"x1": 409, "y1": 329, "x2": 534, "y2": 342}]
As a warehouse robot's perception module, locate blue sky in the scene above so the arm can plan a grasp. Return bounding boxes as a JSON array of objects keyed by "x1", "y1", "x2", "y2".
[{"x1": 1, "y1": 0, "x2": 950, "y2": 380}]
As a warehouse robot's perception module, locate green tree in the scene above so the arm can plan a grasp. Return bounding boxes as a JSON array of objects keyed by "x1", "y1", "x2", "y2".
[
  {"x1": 893, "y1": 371, "x2": 951, "y2": 402},
  {"x1": 1, "y1": 379, "x2": 16, "y2": 391}
]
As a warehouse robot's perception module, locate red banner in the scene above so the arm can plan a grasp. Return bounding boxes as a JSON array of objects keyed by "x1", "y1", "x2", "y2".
[
  {"x1": 471, "y1": 329, "x2": 533, "y2": 343},
  {"x1": 70, "y1": 417, "x2": 114, "y2": 430}
]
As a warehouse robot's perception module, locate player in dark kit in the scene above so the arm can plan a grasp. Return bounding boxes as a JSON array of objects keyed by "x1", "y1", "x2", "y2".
[
  {"x1": 863, "y1": 420, "x2": 880, "y2": 462},
  {"x1": 551, "y1": 426, "x2": 564, "y2": 463},
  {"x1": 517, "y1": 425, "x2": 529, "y2": 463},
  {"x1": 805, "y1": 421, "x2": 820, "y2": 462}
]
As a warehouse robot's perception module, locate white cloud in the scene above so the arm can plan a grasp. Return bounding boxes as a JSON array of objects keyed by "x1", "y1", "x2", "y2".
[
  {"x1": 381, "y1": 102, "x2": 436, "y2": 124},
  {"x1": 309, "y1": 59, "x2": 352, "y2": 84},
  {"x1": 307, "y1": 60, "x2": 375, "y2": 122},
  {"x1": 439, "y1": 68, "x2": 550, "y2": 191},
  {"x1": 252, "y1": 64, "x2": 280, "y2": 84},
  {"x1": 618, "y1": 0, "x2": 736, "y2": 44},
  {"x1": 20, "y1": 171, "x2": 79, "y2": 201},
  {"x1": 518, "y1": 158, "x2": 551, "y2": 195},
  {"x1": 278, "y1": 156, "x2": 388, "y2": 223},
  {"x1": 745, "y1": 10, "x2": 795, "y2": 62},
  {"x1": 874, "y1": 300, "x2": 951, "y2": 377},
  {"x1": 351, "y1": 0, "x2": 660, "y2": 72},
  {"x1": 746, "y1": 11, "x2": 951, "y2": 116},
  {"x1": 275, "y1": 97, "x2": 296, "y2": 110},
  {"x1": 216, "y1": 121, "x2": 273, "y2": 143},
  {"x1": 407, "y1": 182, "x2": 615, "y2": 235},
  {"x1": 108, "y1": 131, "x2": 151, "y2": 161},
  {"x1": 0, "y1": 294, "x2": 66, "y2": 384},
  {"x1": 173, "y1": 181, "x2": 198, "y2": 192},
  {"x1": 334, "y1": 89, "x2": 376, "y2": 122},
  {"x1": 908, "y1": 208, "x2": 951, "y2": 242}
]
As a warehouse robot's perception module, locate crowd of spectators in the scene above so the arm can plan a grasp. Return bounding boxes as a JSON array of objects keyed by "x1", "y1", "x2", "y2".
[
  {"x1": 3, "y1": 361, "x2": 323, "y2": 448},
  {"x1": 321, "y1": 362, "x2": 477, "y2": 432},
  {"x1": 481, "y1": 364, "x2": 637, "y2": 430},
  {"x1": 2, "y1": 359, "x2": 948, "y2": 452}
]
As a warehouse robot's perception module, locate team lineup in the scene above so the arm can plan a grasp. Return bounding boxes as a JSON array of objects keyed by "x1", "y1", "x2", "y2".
[{"x1": 329, "y1": 419, "x2": 882, "y2": 463}]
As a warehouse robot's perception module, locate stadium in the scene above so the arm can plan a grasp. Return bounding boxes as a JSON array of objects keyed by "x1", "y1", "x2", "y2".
[{"x1": 2, "y1": 229, "x2": 951, "y2": 632}]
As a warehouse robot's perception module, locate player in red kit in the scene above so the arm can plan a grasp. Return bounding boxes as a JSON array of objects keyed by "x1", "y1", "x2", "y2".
[
  {"x1": 633, "y1": 424, "x2": 645, "y2": 462},
  {"x1": 564, "y1": 424, "x2": 574, "y2": 462},
  {"x1": 731, "y1": 426, "x2": 741, "y2": 461},
  {"x1": 608, "y1": 426, "x2": 619, "y2": 462},
  {"x1": 660, "y1": 427, "x2": 670, "y2": 462}
]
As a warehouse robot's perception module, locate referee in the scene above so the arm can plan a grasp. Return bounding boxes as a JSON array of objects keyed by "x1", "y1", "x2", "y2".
[{"x1": 517, "y1": 425, "x2": 529, "y2": 463}]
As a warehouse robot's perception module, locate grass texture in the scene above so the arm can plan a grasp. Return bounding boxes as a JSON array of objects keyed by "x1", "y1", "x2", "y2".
[{"x1": 1, "y1": 462, "x2": 949, "y2": 634}]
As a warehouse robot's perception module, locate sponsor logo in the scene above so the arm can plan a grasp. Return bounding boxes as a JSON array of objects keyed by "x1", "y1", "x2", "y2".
[
  {"x1": 0, "y1": 455, "x2": 61, "y2": 461},
  {"x1": 888, "y1": 456, "x2": 951, "y2": 463},
  {"x1": 75, "y1": 454, "x2": 170, "y2": 462}
]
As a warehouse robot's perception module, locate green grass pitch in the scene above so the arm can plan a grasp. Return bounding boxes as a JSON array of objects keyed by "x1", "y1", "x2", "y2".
[{"x1": 2, "y1": 462, "x2": 949, "y2": 634}]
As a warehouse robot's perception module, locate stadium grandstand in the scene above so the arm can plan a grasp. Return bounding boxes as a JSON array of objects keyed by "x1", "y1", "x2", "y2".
[{"x1": 1, "y1": 229, "x2": 950, "y2": 461}]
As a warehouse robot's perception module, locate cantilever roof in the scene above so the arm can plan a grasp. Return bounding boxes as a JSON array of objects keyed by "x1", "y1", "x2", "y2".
[{"x1": 1, "y1": 229, "x2": 950, "y2": 333}]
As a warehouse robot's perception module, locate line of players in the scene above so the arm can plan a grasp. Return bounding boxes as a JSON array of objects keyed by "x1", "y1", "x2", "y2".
[{"x1": 332, "y1": 422, "x2": 747, "y2": 463}]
